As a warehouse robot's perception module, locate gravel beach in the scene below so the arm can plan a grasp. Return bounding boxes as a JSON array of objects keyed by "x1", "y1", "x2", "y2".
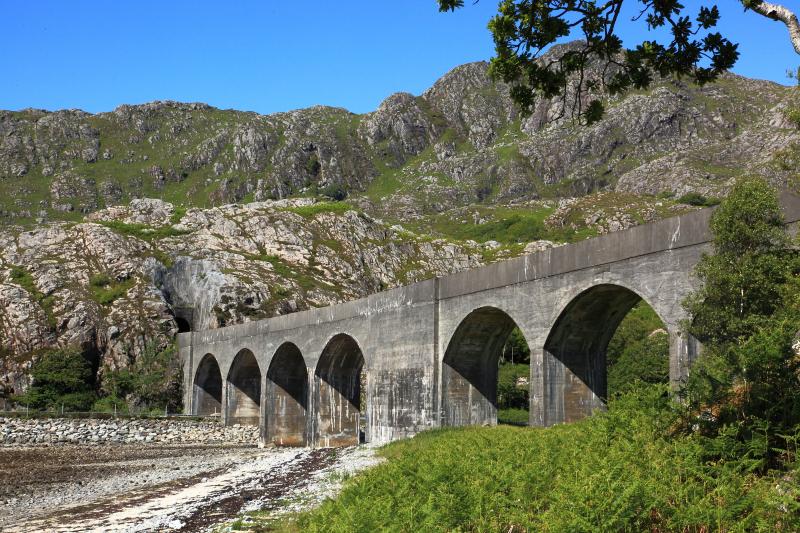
[{"x1": 0, "y1": 442, "x2": 380, "y2": 532}]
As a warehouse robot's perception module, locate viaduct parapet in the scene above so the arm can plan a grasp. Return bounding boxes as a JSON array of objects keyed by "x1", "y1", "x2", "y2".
[{"x1": 180, "y1": 192, "x2": 800, "y2": 447}]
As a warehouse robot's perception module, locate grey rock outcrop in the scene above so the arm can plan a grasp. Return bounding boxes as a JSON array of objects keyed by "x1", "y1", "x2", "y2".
[{"x1": 0, "y1": 198, "x2": 483, "y2": 399}]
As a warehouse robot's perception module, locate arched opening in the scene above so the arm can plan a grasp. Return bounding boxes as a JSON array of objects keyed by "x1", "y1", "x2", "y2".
[
  {"x1": 173, "y1": 306, "x2": 194, "y2": 332},
  {"x1": 315, "y1": 334, "x2": 365, "y2": 447},
  {"x1": 193, "y1": 353, "x2": 222, "y2": 416},
  {"x1": 442, "y1": 307, "x2": 529, "y2": 427},
  {"x1": 266, "y1": 343, "x2": 308, "y2": 447},
  {"x1": 226, "y1": 349, "x2": 261, "y2": 426},
  {"x1": 543, "y1": 284, "x2": 669, "y2": 423},
  {"x1": 497, "y1": 327, "x2": 531, "y2": 426},
  {"x1": 606, "y1": 300, "x2": 670, "y2": 397},
  {"x1": 175, "y1": 316, "x2": 191, "y2": 333}
]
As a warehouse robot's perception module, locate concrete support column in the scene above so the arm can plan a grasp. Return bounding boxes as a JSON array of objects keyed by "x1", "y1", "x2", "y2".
[
  {"x1": 306, "y1": 368, "x2": 316, "y2": 448},
  {"x1": 221, "y1": 379, "x2": 229, "y2": 426},
  {"x1": 362, "y1": 368, "x2": 370, "y2": 444},
  {"x1": 530, "y1": 346, "x2": 605, "y2": 427},
  {"x1": 669, "y1": 326, "x2": 702, "y2": 388},
  {"x1": 528, "y1": 344, "x2": 545, "y2": 427},
  {"x1": 259, "y1": 372, "x2": 267, "y2": 446}
]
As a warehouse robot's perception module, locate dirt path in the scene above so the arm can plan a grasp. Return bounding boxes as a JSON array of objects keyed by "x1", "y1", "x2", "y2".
[{"x1": 0, "y1": 444, "x2": 380, "y2": 532}]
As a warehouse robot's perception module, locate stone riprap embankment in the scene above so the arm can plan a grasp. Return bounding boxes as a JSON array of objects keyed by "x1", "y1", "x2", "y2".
[{"x1": 0, "y1": 417, "x2": 259, "y2": 446}]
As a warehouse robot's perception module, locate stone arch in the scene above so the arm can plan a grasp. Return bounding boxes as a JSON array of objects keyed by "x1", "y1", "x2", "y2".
[
  {"x1": 266, "y1": 342, "x2": 308, "y2": 447},
  {"x1": 193, "y1": 353, "x2": 222, "y2": 416},
  {"x1": 226, "y1": 349, "x2": 262, "y2": 426},
  {"x1": 542, "y1": 283, "x2": 664, "y2": 423},
  {"x1": 442, "y1": 306, "x2": 527, "y2": 427},
  {"x1": 315, "y1": 333, "x2": 366, "y2": 447}
]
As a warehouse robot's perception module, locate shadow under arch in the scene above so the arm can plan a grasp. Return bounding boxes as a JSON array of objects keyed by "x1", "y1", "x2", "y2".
[
  {"x1": 226, "y1": 349, "x2": 262, "y2": 426},
  {"x1": 315, "y1": 333, "x2": 365, "y2": 447},
  {"x1": 194, "y1": 353, "x2": 222, "y2": 416},
  {"x1": 266, "y1": 342, "x2": 308, "y2": 447},
  {"x1": 442, "y1": 306, "x2": 527, "y2": 427},
  {"x1": 543, "y1": 283, "x2": 664, "y2": 423}
]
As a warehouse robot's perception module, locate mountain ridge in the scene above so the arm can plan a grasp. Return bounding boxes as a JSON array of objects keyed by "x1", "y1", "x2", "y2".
[
  {"x1": 1, "y1": 48, "x2": 799, "y2": 406},
  {"x1": 1, "y1": 55, "x2": 796, "y2": 227}
]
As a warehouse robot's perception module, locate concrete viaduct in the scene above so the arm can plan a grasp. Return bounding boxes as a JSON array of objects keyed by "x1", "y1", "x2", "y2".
[{"x1": 179, "y1": 192, "x2": 800, "y2": 448}]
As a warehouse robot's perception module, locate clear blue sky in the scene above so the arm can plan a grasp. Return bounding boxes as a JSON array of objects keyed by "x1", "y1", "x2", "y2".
[{"x1": 1, "y1": 0, "x2": 799, "y2": 115}]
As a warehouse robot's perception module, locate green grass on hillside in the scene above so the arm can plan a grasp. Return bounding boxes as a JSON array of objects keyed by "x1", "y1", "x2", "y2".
[
  {"x1": 407, "y1": 205, "x2": 556, "y2": 245},
  {"x1": 9, "y1": 266, "x2": 56, "y2": 328},
  {"x1": 281, "y1": 387, "x2": 799, "y2": 532},
  {"x1": 97, "y1": 220, "x2": 189, "y2": 241},
  {"x1": 282, "y1": 201, "x2": 356, "y2": 218},
  {"x1": 89, "y1": 273, "x2": 135, "y2": 306}
]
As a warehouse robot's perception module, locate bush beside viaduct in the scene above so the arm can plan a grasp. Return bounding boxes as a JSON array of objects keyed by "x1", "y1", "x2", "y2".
[{"x1": 179, "y1": 193, "x2": 800, "y2": 448}]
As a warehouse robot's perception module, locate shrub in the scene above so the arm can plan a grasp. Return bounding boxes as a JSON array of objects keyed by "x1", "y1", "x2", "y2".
[
  {"x1": 8, "y1": 265, "x2": 56, "y2": 329},
  {"x1": 15, "y1": 348, "x2": 96, "y2": 411},
  {"x1": 101, "y1": 341, "x2": 182, "y2": 411},
  {"x1": 497, "y1": 363, "x2": 529, "y2": 410},
  {"x1": 682, "y1": 176, "x2": 800, "y2": 470},
  {"x1": 286, "y1": 386, "x2": 798, "y2": 532},
  {"x1": 92, "y1": 395, "x2": 129, "y2": 414},
  {"x1": 89, "y1": 273, "x2": 113, "y2": 287},
  {"x1": 88, "y1": 273, "x2": 134, "y2": 306},
  {"x1": 677, "y1": 192, "x2": 720, "y2": 207},
  {"x1": 606, "y1": 301, "x2": 670, "y2": 396},
  {"x1": 320, "y1": 183, "x2": 348, "y2": 201}
]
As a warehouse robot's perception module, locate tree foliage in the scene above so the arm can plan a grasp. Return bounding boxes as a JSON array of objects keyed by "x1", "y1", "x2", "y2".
[
  {"x1": 15, "y1": 347, "x2": 97, "y2": 411},
  {"x1": 606, "y1": 301, "x2": 669, "y2": 395},
  {"x1": 682, "y1": 177, "x2": 800, "y2": 470},
  {"x1": 439, "y1": 0, "x2": 799, "y2": 124},
  {"x1": 685, "y1": 177, "x2": 794, "y2": 346},
  {"x1": 500, "y1": 326, "x2": 530, "y2": 364},
  {"x1": 497, "y1": 362, "x2": 529, "y2": 409},
  {"x1": 101, "y1": 341, "x2": 183, "y2": 412}
]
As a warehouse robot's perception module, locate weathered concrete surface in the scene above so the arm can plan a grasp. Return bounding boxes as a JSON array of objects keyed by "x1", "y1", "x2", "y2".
[{"x1": 181, "y1": 192, "x2": 800, "y2": 447}]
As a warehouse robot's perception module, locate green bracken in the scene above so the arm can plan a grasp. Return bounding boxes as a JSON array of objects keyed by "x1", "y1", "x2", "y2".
[{"x1": 283, "y1": 387, "x2": 798, "y2": 532}]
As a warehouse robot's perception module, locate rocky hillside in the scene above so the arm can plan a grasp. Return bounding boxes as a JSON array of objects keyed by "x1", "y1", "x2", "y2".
[
  {"x1": 1, "y1": 45, "x2": 798, "y2": 226},
  {"x1": 0, "y1": 197, "x2": 487, "y2": 398},
  {"x1": 1, "y1": 44, "x2": 799, "y2": 405}
]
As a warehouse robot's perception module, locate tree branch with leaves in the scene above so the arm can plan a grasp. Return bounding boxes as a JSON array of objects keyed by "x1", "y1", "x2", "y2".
[{"x1": 439, "y1": 0, "x2": 800, "y2": 124}]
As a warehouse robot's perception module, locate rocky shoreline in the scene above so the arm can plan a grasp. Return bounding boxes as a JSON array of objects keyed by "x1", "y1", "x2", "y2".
[{"x1": 0, "y1": 416, "x2": 259, "y2": 446}]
